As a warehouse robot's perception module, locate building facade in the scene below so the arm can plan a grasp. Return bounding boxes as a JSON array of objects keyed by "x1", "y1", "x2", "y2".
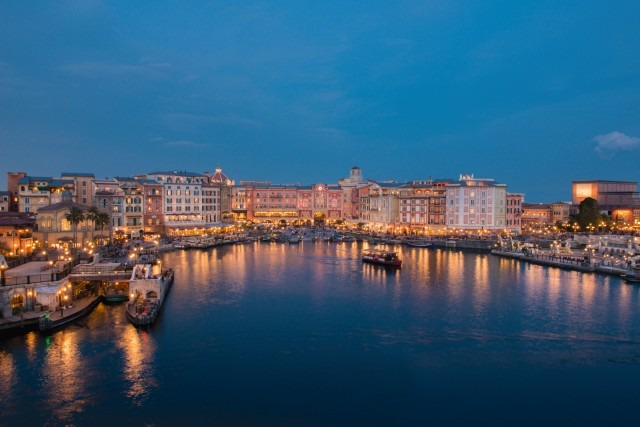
[{"x1": 445, "y1": 175, "x2": 507, "y2": 231}]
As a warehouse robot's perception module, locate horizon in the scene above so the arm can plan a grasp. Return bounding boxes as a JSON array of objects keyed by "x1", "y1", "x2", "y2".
[{"x1": 2, "y1": 1, "x2": 639, "y2": 202}]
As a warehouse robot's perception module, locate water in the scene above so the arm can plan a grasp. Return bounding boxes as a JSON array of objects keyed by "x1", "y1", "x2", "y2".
[{"x1": 2, "y1": 242, "x2": 640, "y2": 426}]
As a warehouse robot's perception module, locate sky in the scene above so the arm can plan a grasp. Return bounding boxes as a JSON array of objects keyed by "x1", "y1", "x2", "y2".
[{"x1": 1, "y1": 1, "x2": 639, "y2": 202}]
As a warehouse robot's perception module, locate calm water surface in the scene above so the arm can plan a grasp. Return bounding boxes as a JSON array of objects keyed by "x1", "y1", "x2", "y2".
[{"x1": 2, "y1": 243, "x2": 640, "y2": 426}]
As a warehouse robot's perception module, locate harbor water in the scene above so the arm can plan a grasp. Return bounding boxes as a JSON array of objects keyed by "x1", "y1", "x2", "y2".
[{"x1": 2, "y1": 242, "x2": 640, "y2": 426}]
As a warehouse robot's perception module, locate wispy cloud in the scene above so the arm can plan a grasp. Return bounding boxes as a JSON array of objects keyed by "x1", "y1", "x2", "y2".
[
  {"x1": 164, "y1": 113, "x2": 262, "y2": 130},
  {"x1": 57, "y1": 60, "x2": 170, "y2": 79},
  {"x1": 593, "y1": 131, "x2": 640, "y2": 159},
  {"x1": 164, "y1": 140, "x2": 208, "y2": 149}
]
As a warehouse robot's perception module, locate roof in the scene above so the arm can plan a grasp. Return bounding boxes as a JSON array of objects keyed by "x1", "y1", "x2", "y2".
[
  {"x1": 137, "y1": 179, "x2": 160, "y2": 185},
  {"x1": 18, "y1": 176, "x2": 52, "y2": 184},
  {"x1": 0, "y1": 191, "x2": 10, "y2": 196},
  {"x1": 210, "y1": 167, "x2": 231, "y2": 183},
  {"x1": 37, "y1": 201, "x2": 91, "y2": 212},
  {"x1": 61, "y1": 172, "x2": 95, "y2": 177},
  {"x1": 0, "y1": 212, "x2": 36, "y2": 227},
  {"x1": 147, "y1": 171, "x2": 204, "y2": 177}
]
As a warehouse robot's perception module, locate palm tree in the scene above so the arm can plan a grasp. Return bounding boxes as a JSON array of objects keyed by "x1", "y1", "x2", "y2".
[
  {"x1": 95, "y1": 212, "x2": 111, "y2": 246},
  {"x1": 65, "y1": 207, "x2": 85, "y2": 257}
]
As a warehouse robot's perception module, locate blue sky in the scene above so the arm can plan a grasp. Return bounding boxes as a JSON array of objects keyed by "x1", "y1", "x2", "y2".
[{"x1": 1, "y1": 1, "x2": 639, "y2": 201}]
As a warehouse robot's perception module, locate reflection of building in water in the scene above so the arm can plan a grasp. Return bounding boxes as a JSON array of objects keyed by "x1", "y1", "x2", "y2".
[
  {"x1": 43, "y1": 331, "x2": 87, "y2": 422},
  {"x1": 118, "y1": 327, "x2": 157, "y2": 405},
  {"x1": 0, "y1": 351, "x2": 17, "y2": 404}
]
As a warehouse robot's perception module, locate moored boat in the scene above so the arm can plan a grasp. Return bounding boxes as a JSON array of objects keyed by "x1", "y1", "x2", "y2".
[
  {"x1": 405, "y1": 240, "x2": 433, "y2": 248},
  {"x1": 126, "y1": 264, "x2": 174, "y2": 327},
  {"x1": 361, "y1": 249, "x2": 402, "y2": 267}
]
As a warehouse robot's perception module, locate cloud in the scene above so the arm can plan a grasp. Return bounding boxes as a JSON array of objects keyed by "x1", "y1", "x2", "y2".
[
  {"x1": 164, "y1": 140, "x2": 208, "y2": 149},
  {"x1": 593, "y1": 131, "x2": 640, "y2": 159},
  {"x1": 57, "y1": 60, "x2": 170, "y2": 79}
]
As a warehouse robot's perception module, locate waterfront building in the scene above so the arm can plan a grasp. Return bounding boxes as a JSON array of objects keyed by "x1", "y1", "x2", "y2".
[
  {"x1": 359, "y1": 182, "x2": 402, "y2": 232},
  {"x1": 145, "y1": 171, "x2": 208, "y2": 235},
  {"x1": 203, "y1": 167, "x2": 233, "y2": 226},
  {"x1": 572, "y1": 180, "x2": 640, "y2": 224},
  {"x1": 140, "y1": 180, "x2": 164, "y2": 235},
  {"x1": 17, "y1": 176, "x2": 74, "y2": 213},
  {"x1": 397, "y1": 180, "x2": 448, "y2": 235},
  {"x1": 247, "y1": 183, "x2": 301, "y2": 225},
  {"x1": 337, "y1": 167, "x2": 367, "y2": 221},
  {"x1": 0, "y1": 191, "x2": 10, "y2": 212},
  {"x1": 522, "y1": 201, "x2": 570, "y2": 228},
  {"x1": 506, "y1": 193, "x2": 524, "y2": 234},
  {"x1": 445, "y1": 175, "x2": 507, "y2": 231},
  {"x1": 297, "y1": 183, "x2": 343, "y2": 225}
]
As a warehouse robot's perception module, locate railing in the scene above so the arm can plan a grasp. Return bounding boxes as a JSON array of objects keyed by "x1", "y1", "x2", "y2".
[{"x1": 1, "y1": 258, "x2": 85, "y2": 286}]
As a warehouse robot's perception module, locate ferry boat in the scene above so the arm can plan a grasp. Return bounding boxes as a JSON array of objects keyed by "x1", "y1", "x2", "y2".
[
  {"x1": 405, "y1": 240, "x2": 433, "y2": 248},
  {"x1": 361, "y1": 249, "x2": 402, "y2": 267},
  {"x1": 126, "y1": 264, "x2": 174, "y2": 327}
]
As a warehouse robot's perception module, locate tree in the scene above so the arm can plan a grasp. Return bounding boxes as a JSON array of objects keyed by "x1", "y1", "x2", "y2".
[
  {"x1": 65, "y1": 207, "x2": 85, "y2": 256},
  {"x1": 576, "y1": 197, "x2": 600, "y2": 230},
  {"x1": 85, "y1": 207, "x2": 110, "y2": 245}
]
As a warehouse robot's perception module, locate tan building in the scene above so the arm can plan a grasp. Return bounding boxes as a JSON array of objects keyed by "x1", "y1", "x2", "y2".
[
  {"x1": 522, "y1": 202, "x2": 570, "y2": 227},
  {"x1": 0, "y1": 212, "x2": 36, "y2": 255},
  {"x1": 33, "y1": 192, "x2": 96, "y2": 250},
  {"x1": 61, "y1": 172, "x2": 95, "y2": 207},
  {"x1": 397, "y1": 180, "x2": 447, "y2": 234}
]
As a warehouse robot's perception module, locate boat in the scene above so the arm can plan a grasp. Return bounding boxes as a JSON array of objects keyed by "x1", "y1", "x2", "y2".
[
  {"x1": 361, "y1": 249, "x2": 402, "y2": 267},
  {"x1": 126, "y1": 264, "x2": 174, "y2": 327},
  {"x1": 405, "y1": 240, "x2": 433, "y2": 248},
  {"x1": 104, "y1": 282, "x2": 129, "y2": 303},
  {"x1": 288, "y1": 236, "x2": 300, "y2": 244},
  {"x1": 624, "y1": 274, "x2": 640, "y2": 283}
]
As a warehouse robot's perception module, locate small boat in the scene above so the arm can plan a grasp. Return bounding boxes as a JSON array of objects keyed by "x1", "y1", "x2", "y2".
[
  {"x1": 288, "y1": 236, "x2": 300, "y2": 244},
  {"x1": 103, "y1": 281, "x2": 130, "y2": 303},
  {"x1": 362, "y1": 249, "x2": 402, "y2": 267},
  {"x1": 624, "y1": 274, "x2": 640, "y2": 283},
  {"x1": 405, "y1": 240, "x2": 433, "y2": 248}
]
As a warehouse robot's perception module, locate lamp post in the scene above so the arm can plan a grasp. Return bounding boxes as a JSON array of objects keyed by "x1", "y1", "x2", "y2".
[{"x1": 0, "y1": 264, "x2": 6, "y2": 286}]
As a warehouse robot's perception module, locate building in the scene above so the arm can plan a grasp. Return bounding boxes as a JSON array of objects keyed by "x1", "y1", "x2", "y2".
[
  {"x1": 17, "y1": 176, "x2": 73, "y2": 213},
  {"x1": 522, "y1": 201, "x2": 570, "y2": 228},
  {"x1": 0, "y1": 191, "x2": 10, "y2": 212},
  {"x1": 7, "y1": 172, "x2": 26, "y2": 212},
  {"x1": 0, "y1": 212, "x2": 36, "y2": 255},
  {"x1": 145, "y1": 171, "x2": 208, "y2": 234},
  {"x1": 33, "y1": 191, "x2": 95, "y2": 251},
  {"x1": 359, "y1": 182, "x2": 402, "y2": 232},
  {"x1": 115, "y1": 177, "x2": 144, "y2": 236},
  {"x1": 338, "y1": 167, "x2": 366, "y2": 220},
  {"x1": 93, "y1": 179, "x2": 124, "y2": 233},
  {"x1": 506, "y1": 193, "x2": 524, "y2": 234},
  {"x1": 397, "y1": 180, "x2": 448, "y2": 235},
  {"x1": 140, "y1": 180, "x2": 164, "y2": 234},
  {"x1": 61, "y1": 172, "x2": 95, "y2": 206},
  {"x1": 445, "y1": 175, "x2": 507, "y2": 231},
  {"x1": 572, "y1": 180, "x2": 640, "y2": 224}
]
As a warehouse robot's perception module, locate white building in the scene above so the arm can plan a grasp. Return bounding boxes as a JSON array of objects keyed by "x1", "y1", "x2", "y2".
[{"x1": 445, "y1": 174, "x2": 507, "y2": 231}]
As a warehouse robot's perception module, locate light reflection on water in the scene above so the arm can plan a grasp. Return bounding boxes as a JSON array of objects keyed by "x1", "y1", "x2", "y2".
[{"x1": 1, "y1": 242, "x2": 640, "y2": 425}]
